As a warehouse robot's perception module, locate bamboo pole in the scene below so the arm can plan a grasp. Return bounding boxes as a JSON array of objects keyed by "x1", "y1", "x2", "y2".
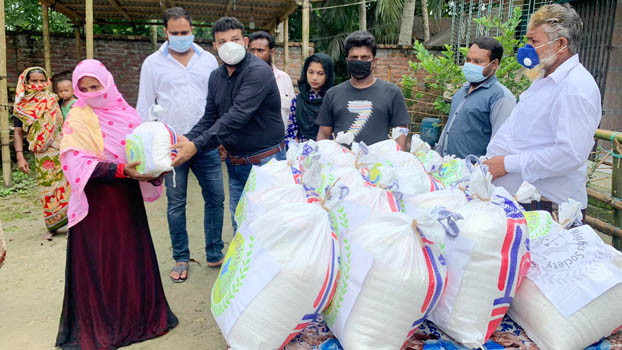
[
  {"x1": 283, "y1": 18, "x2": 289, "y2": 75},
  {"x1": 585, "y1": 216, "x2": 622, "y2": 240},
  {"x1": 74, "y1": 25, "x2": 81, "y2": 63},
  {"x1": 85, "y1": 0, "x2": 94, "y2": 59},
  {"x1": 151, "y1": 23, "x2": 158, "y2": 52},
  {"x1": 612, "y1": 141, "x2": 622, "y2": 250},
  {"x1": 359, "y1": 1, "x2": 366, "y2": 31},
  {"x1": 0, "y1": 0, "x2": 11, "y2": 187},
  {"x1": 302, "y1": 0, "x2": 310, "y2": 60},
  {"x1": 594, "y1": 129, "x2": 622, "y2": 143},
  {"x1": 42, "y1": 4, "x2": 52, "y2": 78},
  {"x1": 587, "y1": 187, "x2": 622, "y2": 211}
]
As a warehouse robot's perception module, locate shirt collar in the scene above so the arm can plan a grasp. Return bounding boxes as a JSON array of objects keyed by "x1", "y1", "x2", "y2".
[
  {"x1": 547, "y1": 54, "x2": 579, "y2": 84},
  {"x1": 462, "y1": 75, "x2": 498, "y2": 91},
  {"x1": 161, "y1": 42, "x2": 202, "y2": 56}
]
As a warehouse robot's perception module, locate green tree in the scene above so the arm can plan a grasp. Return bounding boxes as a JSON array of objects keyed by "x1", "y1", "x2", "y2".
[{"x1": 5, "y1": 0, "x2": 72, "y2": 32}]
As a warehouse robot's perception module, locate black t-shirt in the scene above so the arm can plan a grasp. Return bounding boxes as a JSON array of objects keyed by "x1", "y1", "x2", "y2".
[{"x1": 316, "y1": 79, "x2": 410, "y2": 145}]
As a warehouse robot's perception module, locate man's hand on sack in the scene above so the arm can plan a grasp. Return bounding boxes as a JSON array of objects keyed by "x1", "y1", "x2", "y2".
[
  {"x1": 124, "y1": 161, "x2": 159, "y2": 181},
  {"x1": 483, "y1": 156, "x2": 507, "y2": 180},
  {"x1": 171, "y1": 135, "x2": 197, "y2": 167},
  {"x1": 218, "y1": 145, "x2": 227, "y2": 161}
]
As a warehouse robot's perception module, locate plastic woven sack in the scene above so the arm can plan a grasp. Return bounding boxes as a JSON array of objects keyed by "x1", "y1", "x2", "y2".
[
  {"x1": 509, "y1": 225, "x2": 622, "y2": 350},
  {"x1": 211, "y1": 202, "x2": 340, "y2": 350},
  {"x1": 429, "y1": 168, "x2": 531, "y2": 348},
  {"x1": 324, "y1": 206, "x2": 453, "y2": 350}
]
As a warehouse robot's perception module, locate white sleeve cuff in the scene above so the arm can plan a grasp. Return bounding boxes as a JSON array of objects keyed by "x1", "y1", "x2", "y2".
[{"x1": 504, "y1": 154, "x2": 521, "y2": 173}]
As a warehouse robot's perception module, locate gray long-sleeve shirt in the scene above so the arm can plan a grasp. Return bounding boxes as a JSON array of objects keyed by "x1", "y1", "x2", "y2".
[{"x1": 436, "y1": 76, "x2": 516, "y2": 158}]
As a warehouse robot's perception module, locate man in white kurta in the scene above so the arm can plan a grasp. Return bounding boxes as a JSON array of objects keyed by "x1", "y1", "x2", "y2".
[{"x1": 485, "y1": 3, "x2": 601, "y2": 213}]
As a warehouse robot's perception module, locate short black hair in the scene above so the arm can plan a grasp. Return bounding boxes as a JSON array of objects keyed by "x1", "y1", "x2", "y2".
[
  {"x1": 344, "y1": 30, "x2": 377, "y2": 57},
  {"x1": 212, "y1": 17, "x2": 245, "y2": 40},
  {"x1": 470, "y1": 37, "x2": 503, "y2": 63},
  {"x1": 248, "y1": 31, "x2": 275, "y2": 49},
  {"x1": 163, "y1": 7, "x2": 192, "y2": 28}
]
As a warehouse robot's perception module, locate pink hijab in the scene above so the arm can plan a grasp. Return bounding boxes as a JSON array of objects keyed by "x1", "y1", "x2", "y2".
[{"x1": 60, "y1": 59, "x2": 161, "y2": 228}]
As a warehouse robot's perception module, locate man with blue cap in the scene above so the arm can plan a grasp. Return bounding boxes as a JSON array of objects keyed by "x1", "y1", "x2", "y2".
[
  {"x1": 436, "y1": 36, "x2": 516, "y2": 158},
  {"x1": 485, "y1": 3, "x2": 600, "y2": 220}
]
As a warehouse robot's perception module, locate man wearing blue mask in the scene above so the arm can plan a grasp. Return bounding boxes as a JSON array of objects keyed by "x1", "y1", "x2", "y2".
[
  {"x1": 137, "y1": 7, "x2": 223, "y2": 282},
  {"x1": 485, "y1": 4, "x2": 600, "y2": 220},
  {"x1": 436, "y1": 37, "x2": 516, "y2": 158}
]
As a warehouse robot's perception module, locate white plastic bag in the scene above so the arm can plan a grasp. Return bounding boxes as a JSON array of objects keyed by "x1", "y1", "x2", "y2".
[
  {"x1": 212, "y1": 202, "x2": 340, "y2": 350},
  {"x1": 406, "y1": 189, "x2": 468, "y2": 212},
  {"x1": 234, "y1": 160, "x2": 297, "y2": 228},
  {"x1": 125, "y1": 121, "x2": 177, "y2": 176}
]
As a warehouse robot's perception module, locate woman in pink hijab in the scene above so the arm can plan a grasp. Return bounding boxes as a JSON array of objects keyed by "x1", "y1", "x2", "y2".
[{"x1": 56, "y1": 59, "x2": 177, "y2": 350}]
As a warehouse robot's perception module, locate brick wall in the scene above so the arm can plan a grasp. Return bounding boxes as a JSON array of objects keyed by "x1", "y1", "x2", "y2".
[
  {"x1": 601, "y1": 0, "x2": 622, "y2": 133},
  {"x1": 6, "y1": 31, "x2": 308, "y2": 107}
]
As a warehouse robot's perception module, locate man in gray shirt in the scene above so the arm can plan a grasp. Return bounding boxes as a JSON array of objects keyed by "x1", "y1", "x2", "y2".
[
  {"x1": 436, "y1": 36, "x2": 516, "y2": 158},
  {"x1": 316, "y1": 31, "x2": 410, "y2": 150}
]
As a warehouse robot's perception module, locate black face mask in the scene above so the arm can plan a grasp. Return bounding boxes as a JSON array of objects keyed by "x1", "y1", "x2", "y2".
[{"x1": 347, "y1": 59, "x2": 373, "y2": 79}]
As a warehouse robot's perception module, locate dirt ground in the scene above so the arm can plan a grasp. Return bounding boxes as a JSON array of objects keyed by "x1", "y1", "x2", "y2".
[{"x1": 0, "y1": 169, "x2": 233, "y2": 349}]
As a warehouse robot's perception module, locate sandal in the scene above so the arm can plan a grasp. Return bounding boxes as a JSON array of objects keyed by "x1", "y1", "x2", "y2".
[
  {"x1": 170, "y1": 262, "x2": 189, "y2": 283},
  {"x1": 43, "y1": 231, "x2": 54, "y2": 241}
]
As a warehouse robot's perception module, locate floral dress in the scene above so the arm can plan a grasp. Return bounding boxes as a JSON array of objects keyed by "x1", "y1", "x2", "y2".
[{"x1": 13, "y1": 67, "x2": 70, "y2": 231}]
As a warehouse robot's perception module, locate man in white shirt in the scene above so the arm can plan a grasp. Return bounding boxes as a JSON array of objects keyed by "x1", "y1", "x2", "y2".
[
  {"x1": 137, "y1": 7, "x2": 224, "y2": 282},
  {"x1": 248, "y1": 31, "x2": 295, "y2": 134},
  {"x1": 485, "y1": 3, "x2": 601, "y2": 218}
]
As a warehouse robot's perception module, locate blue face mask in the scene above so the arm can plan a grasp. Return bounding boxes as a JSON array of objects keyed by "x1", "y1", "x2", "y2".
[
  {"x1": 517, "y1": 44, "x2": 540, "y2": 69},
  {"x1": 462, "y1": 62, "x2": 492, "y2": 83},
  {"x1": 168, "y1": 34, "x2": 194, "y2": 53},
  {"x1": 517, "y1": 39, "x2": 560, "y2": 69}
]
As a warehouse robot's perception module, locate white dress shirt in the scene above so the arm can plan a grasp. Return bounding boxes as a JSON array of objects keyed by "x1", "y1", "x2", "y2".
[
  {"x1": 273, "y1": 66, "x2": 295, "y2": 133},
  {"x1": 486, "y1": 55, "x2": 601, "y2": 208},
  {"x1": 137, "y1": 42, "x2": 218, "y2": 135}
]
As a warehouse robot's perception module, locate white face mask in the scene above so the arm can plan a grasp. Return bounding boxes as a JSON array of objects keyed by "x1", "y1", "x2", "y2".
[{"x1": 218, "y1": 42, "x2": 246, "y2": 66}]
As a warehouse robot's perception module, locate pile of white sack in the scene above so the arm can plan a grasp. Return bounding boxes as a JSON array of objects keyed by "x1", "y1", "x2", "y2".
[{"x1": 209, "y1": 135, "x2": 622, "y2": 350}]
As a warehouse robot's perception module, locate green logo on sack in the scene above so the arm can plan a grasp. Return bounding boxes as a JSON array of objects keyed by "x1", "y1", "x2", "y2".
[
  {"x1": 211, "y1": 234, "x2": 254, "y2": 317},
  {"x1": 234, "y1": 170, "x2": 257, "y2": 227},
  {"x1": 525, "y1": 211, "x2": 553, "y2": 240}
]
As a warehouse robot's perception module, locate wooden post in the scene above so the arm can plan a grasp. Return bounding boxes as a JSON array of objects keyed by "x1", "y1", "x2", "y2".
[
  {"x1": 151, "y1": 23, "x2": 158, "y2": 52},
  {"x1": 283, "y1": 18, "x2": 289, "y2": 75},
  {"x1": 42, "y1": 4, "x2": 52, "y2": 77},
  {"x1": 74, "y1": 25, "x2": 81, "y2": 63},
  {"x1": 0, "y1": 0, "x2": 11, "y2": 187},
  {"x1": 359, "y1": 1, "x2": 367, "y2": 31},
  {"x1": 85, "y1": 0, "x2": 94, "y2": 59},
  {"x1": 302, "y1": 0, "x2": 310, "y2": 60},
  {"x1": 613, "y1": 141, "x2": 622, "y2": 250}
]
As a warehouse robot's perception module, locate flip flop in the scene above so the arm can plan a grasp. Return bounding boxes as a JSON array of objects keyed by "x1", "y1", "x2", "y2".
[{"x1": 170, "y1": 263, "x2": 188, "y2": 283}]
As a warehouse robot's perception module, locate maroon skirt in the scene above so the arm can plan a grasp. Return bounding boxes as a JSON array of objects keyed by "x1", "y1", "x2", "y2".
[{"x1": 56, "y1": 179, "x2": 178, "y2": 350}]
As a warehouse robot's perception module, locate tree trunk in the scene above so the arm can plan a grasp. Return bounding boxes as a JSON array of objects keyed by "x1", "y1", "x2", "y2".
[
  {"x1": 422, "y1": 0, "x2": 430, "y2": 42},
  {"x1": 398, "y1": 0, "x2": 416, "y2": 46}
]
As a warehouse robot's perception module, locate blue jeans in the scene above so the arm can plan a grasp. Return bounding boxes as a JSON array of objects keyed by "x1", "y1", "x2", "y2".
[
  {"x1": 226, "y1": 144, "x2": 286, "y2": 233},
  {"x1": 164, "y1": 148, "x2": 225, "y2": 263}
]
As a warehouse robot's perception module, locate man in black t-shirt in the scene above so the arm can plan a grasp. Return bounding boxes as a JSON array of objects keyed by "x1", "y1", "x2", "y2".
[{"x1": 316, "y1": 31, "x2": 410, "y2": 150}]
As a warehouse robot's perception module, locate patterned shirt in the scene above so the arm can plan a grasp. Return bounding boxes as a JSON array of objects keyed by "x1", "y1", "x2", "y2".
[{"x1": 286, "y1": 90, "x2": 321, "y2": 144}]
